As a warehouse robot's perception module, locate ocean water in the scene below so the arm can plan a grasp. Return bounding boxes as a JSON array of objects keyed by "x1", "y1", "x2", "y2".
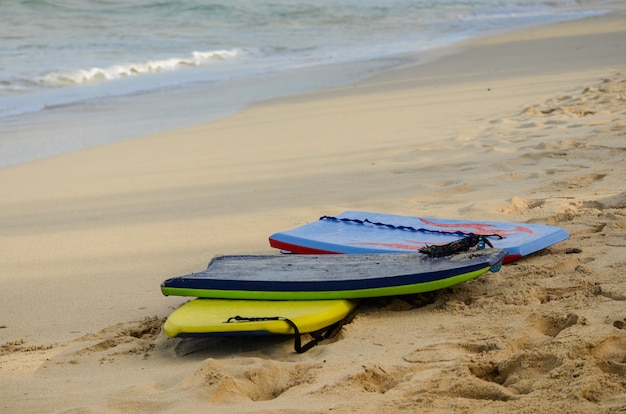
[{"x1": 0, "y1": 0, "x2": 607, "y2": 168}]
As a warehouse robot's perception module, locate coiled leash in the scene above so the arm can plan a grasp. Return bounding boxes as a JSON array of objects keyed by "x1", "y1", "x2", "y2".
[
  {"x1": 418, "y1": 234, "x2": 502, "y2": 257},
  {"x1": 418, "y1": 234, "x2": 504, "y2": 272}
]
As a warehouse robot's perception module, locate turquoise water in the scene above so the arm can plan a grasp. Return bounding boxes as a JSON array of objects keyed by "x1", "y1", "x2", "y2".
[{"x1": 0, "y1": 0, "x2": 607, "y2": 167}]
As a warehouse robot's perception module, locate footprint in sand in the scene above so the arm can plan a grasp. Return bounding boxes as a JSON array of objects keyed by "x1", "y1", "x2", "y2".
[
  {"x1": 438, "y1": 364, "x2": 519, "y2": 402},
  {"x1": 593, "y1": 284, "x2": 626, "y2": 302},
  {"x1": 592, "y1": 337, "x2": 626, "y2": 376},
  {"x1": 555, "y1": 173, "x2": 606, "y2": 189},
  {"x1": 403, "y1": 341, "x2": 503, "y2": 364},
  {"x1": 74, "y1": 316, "x2": 164, "y2": 359},
  {"x1": 484, "y1": 73, "x2": 626, "y2": 154},
  {"x1": 600, "y1": 191, "x2": 626, "y2": 209},
  {"x1": 524, "y1": 312, "x2": 579, "y2": 338},
  {"x1": 345, "y1": 364, "x2": 408, "y2": 394},
  {"x1": 469, "y1": 351, "x2": 562, "y2": 395},
  {"x1": 497, "y1": 196, "x2": 544, "y2": 214},
  {"x1": 185, "y1": 358, "x2": 321, "y2": 403},
  {"x1": 521, "y1": 75, "x2": 625, "y2": 125},
  {"x1": 490, "y1": 310, "x2": 581, "y2": 354},
  {"x1": 0, "y1": 338, "x2": 56, "y2": 356}
]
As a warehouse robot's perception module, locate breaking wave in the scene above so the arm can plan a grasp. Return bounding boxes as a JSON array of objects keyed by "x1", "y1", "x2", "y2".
[{"x1": 39, "y1": 49, "x2": 243, "y2": 86}]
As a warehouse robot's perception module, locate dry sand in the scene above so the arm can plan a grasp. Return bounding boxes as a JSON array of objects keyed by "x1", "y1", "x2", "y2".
[{"x1": 1, "y1": 7, "x2": 626, "y2": 414}]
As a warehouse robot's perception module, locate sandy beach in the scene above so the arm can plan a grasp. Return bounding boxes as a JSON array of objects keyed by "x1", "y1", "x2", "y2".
[{"x1": 2, "y1": 6, "x2": 626, "y2": 413}]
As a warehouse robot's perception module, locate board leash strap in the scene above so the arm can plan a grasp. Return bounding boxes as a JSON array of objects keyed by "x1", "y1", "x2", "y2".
[
  {"x1": 319, "y1": 215, "x2": 504, "y2": 239},
  {"x1": 226, "y1": 315, "x2": 338, "y2": 354},
  {"x1": 418, "y1": 234, "x2": 503, "y2": 258}
]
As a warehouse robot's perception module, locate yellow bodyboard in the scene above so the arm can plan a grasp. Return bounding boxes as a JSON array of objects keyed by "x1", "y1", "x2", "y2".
[{"x1": 164, "y1": 298, "x2": 358, "y2": 338}]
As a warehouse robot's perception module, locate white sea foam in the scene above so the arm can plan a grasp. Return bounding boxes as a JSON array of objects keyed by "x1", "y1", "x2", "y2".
[{"x1": 39, "y1": 49, "x2": 243, "y2": 86}]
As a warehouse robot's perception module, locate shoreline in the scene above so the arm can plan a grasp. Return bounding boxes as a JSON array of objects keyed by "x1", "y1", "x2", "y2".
[
  {"x1": 0, "y1": 54, "x2": 414, "y2": 169},
  {"x1": 0, "y1": 4, "x2": 612, "y2": 170},
  {"x1": 1, "y1": 7, "x2": 625, "y2": 413}
]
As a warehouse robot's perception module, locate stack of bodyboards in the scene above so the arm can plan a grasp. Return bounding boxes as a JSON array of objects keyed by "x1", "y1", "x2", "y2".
[{"x1": 160, "y1": 211, "x2": 568, "y2": 352}]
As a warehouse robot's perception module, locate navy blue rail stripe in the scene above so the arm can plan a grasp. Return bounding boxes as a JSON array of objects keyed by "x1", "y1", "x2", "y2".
[{"x1": 161, "y1": 262, "x2": 488, "y2": 292}]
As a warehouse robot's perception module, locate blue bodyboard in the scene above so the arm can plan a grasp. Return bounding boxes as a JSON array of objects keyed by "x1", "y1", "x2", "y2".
[{"x1": 269, "y1": 211, "x2": 568, "y2": 263}]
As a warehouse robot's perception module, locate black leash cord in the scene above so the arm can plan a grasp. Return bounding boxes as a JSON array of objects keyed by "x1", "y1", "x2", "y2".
[{"x1": 226, "y1": 315, "x2": 330, "y2": 354}]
